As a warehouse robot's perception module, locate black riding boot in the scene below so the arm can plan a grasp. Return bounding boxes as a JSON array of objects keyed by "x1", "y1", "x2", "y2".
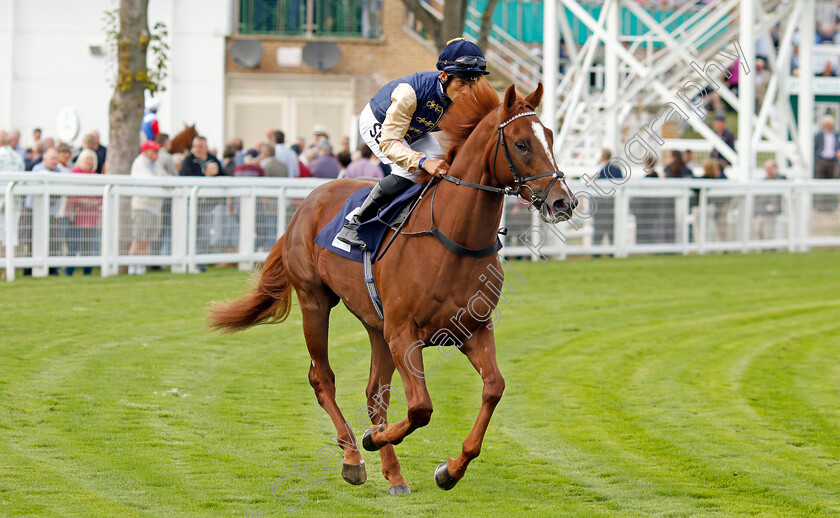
[{"x1": 337, "y1": 175, "x2": 415, "y2": 249}]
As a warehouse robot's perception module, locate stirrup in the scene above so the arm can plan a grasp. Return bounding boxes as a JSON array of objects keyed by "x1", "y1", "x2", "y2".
[{"x1": 337, "y1": 224, "x2": 367, "y2": 249}]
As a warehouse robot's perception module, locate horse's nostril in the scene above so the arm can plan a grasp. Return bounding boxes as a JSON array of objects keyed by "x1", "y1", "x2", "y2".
[
  {"x1": 570, "y1": 197, "x2": 579, "y2": 210},
  {"x1": 551, "y1": 198, "x2": 577, "y2": 212}
]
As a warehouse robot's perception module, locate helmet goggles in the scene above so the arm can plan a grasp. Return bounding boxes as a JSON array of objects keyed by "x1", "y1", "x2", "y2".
[{"x1": 439, "y1": 55, "x2": 487, "y2": 71}]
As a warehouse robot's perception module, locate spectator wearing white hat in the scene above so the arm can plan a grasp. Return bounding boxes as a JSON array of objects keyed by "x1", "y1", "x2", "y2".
[{"x1": 312, "y1": 125, "x2": 329, "y2": 147}]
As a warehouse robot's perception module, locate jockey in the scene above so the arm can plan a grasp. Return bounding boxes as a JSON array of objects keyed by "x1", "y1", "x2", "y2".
[
  {"x1": 141, "y1": 99, "x2": 160, "y2": 142},
  {"x1": 337, "y1": 38, "x2": 490, "y2": 249}
]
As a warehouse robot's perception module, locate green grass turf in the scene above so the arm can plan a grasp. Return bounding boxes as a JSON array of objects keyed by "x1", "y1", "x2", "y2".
[{"x1": 1, "y1": 251, "x2": 839, "y2": 517}]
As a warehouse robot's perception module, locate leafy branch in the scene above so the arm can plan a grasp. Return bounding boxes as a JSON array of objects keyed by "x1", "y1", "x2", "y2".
[{"x1": 103, "y1": 7, "x2": 168, "y2": 93}]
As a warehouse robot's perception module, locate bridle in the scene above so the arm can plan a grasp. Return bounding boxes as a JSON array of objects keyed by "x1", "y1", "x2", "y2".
[
  {"x1": 439, "y1": 108, "x2": 567, "y2": 210},
  {"x1": 376, "y1": 108, "x2": 570, "y2": 261}
]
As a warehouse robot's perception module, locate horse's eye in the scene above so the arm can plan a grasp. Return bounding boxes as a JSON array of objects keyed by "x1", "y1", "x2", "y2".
[{"x1": 515, "y1": 141, "x2": 527, "y2": 151}]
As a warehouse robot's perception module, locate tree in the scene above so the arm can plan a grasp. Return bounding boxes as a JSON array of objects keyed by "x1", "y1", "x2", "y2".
[
  {"x1": 104, "y1": 0, "x2": 168, "y2": 176},
  {"x1": 402, "y1": 0, "x2": 500, "y2": 53},
  {"x1": 103, "y1": 0, "x2": 167, "y2": 260},
  {"x1": 476, "y1": 0, "x2": 501, "y2": 53}
]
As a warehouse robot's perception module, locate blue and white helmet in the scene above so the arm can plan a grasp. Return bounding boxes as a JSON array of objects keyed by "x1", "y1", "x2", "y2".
[{"x1": 436, "y1": 38, "x2": 490, "y2": 82}]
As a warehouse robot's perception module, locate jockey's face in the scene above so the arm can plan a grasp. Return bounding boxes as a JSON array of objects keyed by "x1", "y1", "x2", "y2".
[{"x1": 441, "y1": 72, "x2": 476, "y2": 103}]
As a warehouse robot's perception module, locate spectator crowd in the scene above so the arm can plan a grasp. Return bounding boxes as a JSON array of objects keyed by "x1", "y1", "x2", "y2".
[{"x1": 0, "y1": 99, "x2": 395, "y2": 278}]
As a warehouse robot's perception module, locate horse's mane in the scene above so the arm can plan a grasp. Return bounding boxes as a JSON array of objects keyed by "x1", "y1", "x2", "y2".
[{"x1": 439, "y1": 78, "x2": 500, "y2": 164}]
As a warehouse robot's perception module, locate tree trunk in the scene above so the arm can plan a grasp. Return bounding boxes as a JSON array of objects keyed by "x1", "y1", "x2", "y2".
[
  {"x1": 440, "y1": 1, "x2": 468, "y2": 50},
  {"x1": 107, "y1": 0, "x2": 150, "y2": 261},
  {"x1": 402, "y1": 0, "x2": 492, "y2": 53},
  {"x1": 106, "y1": 0, "x2": 150, "y2": 176},
  {"x1": 478, "y1": 0, "x2": 501, "y2": 53}
]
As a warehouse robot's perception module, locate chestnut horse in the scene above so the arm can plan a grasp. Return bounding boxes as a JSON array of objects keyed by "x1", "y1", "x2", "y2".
[
  {"x1": 170, "y1": 124, "x2": 198, "y2": 154},
  {"x1": 208, "y1": 81, "x2": 576, "y2": 494}
]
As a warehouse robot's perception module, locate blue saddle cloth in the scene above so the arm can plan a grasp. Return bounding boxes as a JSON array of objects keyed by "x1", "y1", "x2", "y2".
[{"x1": 314, "y1": 182, "x2": 424, "y2": 263}]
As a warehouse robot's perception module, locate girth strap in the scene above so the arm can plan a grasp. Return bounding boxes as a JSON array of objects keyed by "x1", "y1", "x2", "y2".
[{"x1": 363, "y1": 249, "x2": 384, "y2": 320}]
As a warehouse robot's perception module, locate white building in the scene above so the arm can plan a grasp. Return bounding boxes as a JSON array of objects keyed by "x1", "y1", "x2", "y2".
[{"x1": 0, "y1": 0, "x2": 231, "y2": 149}]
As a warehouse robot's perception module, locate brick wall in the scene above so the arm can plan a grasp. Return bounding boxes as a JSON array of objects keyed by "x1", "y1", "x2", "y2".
[{"x1": 226, "y1": 0, "x2": 440, "y2": 114}]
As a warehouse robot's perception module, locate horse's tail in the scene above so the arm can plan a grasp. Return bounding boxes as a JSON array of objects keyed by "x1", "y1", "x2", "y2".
[{"x1": 207, "y1": 235, "x2": 293, "y2": 333}]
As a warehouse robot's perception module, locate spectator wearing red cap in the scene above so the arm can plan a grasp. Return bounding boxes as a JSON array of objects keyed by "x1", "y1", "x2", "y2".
[{"x1": 128, "y1": 140, "x2": 167, "y2": 275}]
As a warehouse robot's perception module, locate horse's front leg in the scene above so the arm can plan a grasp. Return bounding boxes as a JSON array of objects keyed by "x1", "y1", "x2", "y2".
[
  {"x1": 435, "y1": 325, "x2": 504, "y2": 490},
  {"x1": 362, "y1": 329, "x2": 433, "y2": 451}
]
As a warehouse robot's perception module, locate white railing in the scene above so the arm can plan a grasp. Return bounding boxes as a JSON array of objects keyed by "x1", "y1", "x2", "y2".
[
  {"x1": 503, "y1": 178, "x2": 840, "y2": 260},
  {"x1": 0, "y1": 173, "x2": 328, "y2": 281},
  {"x1": 2, "y1": 173, "x2": 840, "y2": 281}
]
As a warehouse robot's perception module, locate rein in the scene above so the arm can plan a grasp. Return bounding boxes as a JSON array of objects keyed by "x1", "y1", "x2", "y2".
[
  {"x1": 440, "y1": 109, "x2": 566, "y2": 205},
  {"x1": 378, "y1": 108, "x2": 567, "y2": 261},
  {"x1": 374, "y1": 177, "x2": 502, "y2": 261}
]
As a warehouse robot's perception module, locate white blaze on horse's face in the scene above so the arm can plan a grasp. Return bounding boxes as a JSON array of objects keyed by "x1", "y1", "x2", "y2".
[
  {"x1": 531, "y1": 121, "x2": 559, "y2": 170},
  {"x1": 528, "y1": 120, "x2": 575, "y2": 223}
]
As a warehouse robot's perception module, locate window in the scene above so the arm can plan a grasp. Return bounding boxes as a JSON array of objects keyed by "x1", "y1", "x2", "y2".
[{"x1": 239, "y1": 0, "x2": 383, "y2": 39}]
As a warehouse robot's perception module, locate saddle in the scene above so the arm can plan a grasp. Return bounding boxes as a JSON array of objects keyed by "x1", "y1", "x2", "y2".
[{"x1": 314, "y1": 182, "x2": 424, "y2": 264}]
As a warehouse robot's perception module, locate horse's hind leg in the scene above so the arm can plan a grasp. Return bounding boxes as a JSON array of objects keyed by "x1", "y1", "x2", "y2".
[
  {"x1": 363, "y1": 324, "x2": 410, "y2": 495},
  {"x1": 298, "y1": 289, "x2": 366, "y2": 485}
]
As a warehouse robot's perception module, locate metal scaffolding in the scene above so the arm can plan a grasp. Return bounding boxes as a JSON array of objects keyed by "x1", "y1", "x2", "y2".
[{"x1": 543, "y1": 0, "x2": 817, "y2": 181}]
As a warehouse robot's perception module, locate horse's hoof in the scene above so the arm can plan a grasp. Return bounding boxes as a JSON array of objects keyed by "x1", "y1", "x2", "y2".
[
  {"x1": 434, "y1": 460, "x2": 459, "y2": 490},
  {"x1": 341, "y1": 462, "x2": 366, "y2": 485},
  {"x1": 387, "y1": 485, "x2": 411, "y2": 495},
  {"x1": 362, "y1": 428, "x2": 381, "y2": 452}
]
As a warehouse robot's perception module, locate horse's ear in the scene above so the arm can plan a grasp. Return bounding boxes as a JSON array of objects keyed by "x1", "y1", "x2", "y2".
[
  {"x1": 524, "y1": 82, "x2": 543, "y2": 109},
  {"x1": 502, "y1": 84, "x2": 518, "y2": 117}
]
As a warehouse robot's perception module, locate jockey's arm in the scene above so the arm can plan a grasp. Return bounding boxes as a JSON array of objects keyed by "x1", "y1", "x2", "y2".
[{"x1": 379, "y1": 83, "x2": 429, "y2": 174}]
